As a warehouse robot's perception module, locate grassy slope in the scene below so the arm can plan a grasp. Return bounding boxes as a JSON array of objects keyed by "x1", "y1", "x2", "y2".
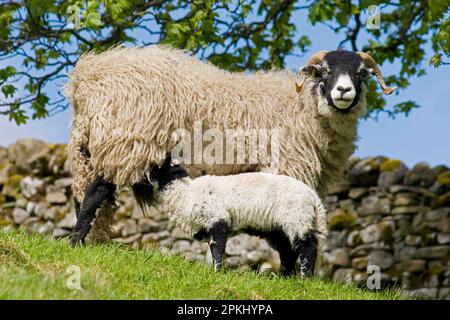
[{"x1": 0, "y1": 230, "x2": 400, "y2": 300}]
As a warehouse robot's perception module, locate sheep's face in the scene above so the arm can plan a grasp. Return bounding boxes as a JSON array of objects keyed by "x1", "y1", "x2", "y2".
[{"x1": 302, "y1": 50, "x2": 371, "y2": 113}]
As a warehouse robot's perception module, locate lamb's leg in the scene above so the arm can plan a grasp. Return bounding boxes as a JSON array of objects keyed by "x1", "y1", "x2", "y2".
[
  {"x1": 209, "y1": 221, "x2": 230, "y2": 271},
  {"x1": 293, "y1": 231, "x2": 318, "y2": 278},
  {"x1": 265, "y1": 230, "x2": 297, "y2": 276},
  {"x1": 70, "y1": 176, "x2": 116, "y2": 247}
]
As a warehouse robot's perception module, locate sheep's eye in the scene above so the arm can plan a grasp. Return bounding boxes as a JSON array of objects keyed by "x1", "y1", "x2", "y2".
[
  {"x1": 358, "y1": 69, "x2": 369, "y2": 78},
  {"x1": 320, "y1": 67, "x2": 329, "y2": 75}
]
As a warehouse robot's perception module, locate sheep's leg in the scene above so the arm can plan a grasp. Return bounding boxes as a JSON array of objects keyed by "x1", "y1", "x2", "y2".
[
  {"x1": 293, "y1": 231, "x2": 318, "y2": 278},
  {"x1": 209, "y1": 221, "x2": 230, "y2": 272},
  {"x1": 70, "y1": 176, "x2": 116, "y2": 246},
  {"x1": 74, "y1": 198, "x2": 81, "y2": 219}
]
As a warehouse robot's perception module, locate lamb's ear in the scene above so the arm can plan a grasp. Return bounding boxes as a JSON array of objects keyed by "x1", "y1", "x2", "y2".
[{"x1": 295, "y1": 82, "x2": 303, "y2": 93}]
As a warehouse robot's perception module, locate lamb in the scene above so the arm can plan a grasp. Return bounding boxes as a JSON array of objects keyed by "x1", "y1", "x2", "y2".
[
  {"x1": 150, "y1": 155, "x2": 328, "y2": 277},
  {"x1": 66, "y1": 46, "x2": 396, "y2": 244}
]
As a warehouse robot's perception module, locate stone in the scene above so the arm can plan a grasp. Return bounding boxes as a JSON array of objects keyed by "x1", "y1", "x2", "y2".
[
  {"x1": 393, "y1": 193, "x2": 419, "y2": 206},
  {"x1": 415, "y1": 246, "x2": 449, "y2": 259},
  {"x1": 12, "y1": 208, "x2": 29, "y2": 224},
  {"x1": 437, "y1": 233, "x2": 450, "y2": 244},
  {"x1": 423, "y1": 274, "x2": 440, "y2": 288},
  {"x1": 352, "y1": 257, "x2": 368, "y2": 270},
  {"x1": 404, "y1": 288, "x2": 438, "y2": 300},
  {"x1": 348, "y1": 157, "x2": 385, "y2": 187},
  {"x1": 114, "y1": 234, "x2": 141, "y2": 245},
  {"x1": 0, "y1": 161, "x2": 15, "y2": 185},
  {"x1": 141, "y1": 230, "x2": 170, "y2": 243},
  {"x1": 348, "y1": 188, "x2": 368, "y2": 199},
  {"x1": 121, "y1": 219, "x2": 138, "y2": 237},
  {"x1": 328, "y1": 209, "x2": 357, "y2": 230},
  {"x1": 398, "y1": 260, "x2": 427, "y2": 272},
  {"x1": 324, "y1": 248, "x2": 350, "y2": 266},
  {"x1": 359, "y1": 221, "x2": 393, "y2": 243},
  {"x1": 171, "y1": 240, "x2": 191, "y2": 253},
  {"x1": 438, "y1": 288, "x2": 450, "y2": 300},
  {"x1": 20, "y1": 176, "x2": 45, "y2": 199},
  {"x1": 37, "y1": 221, "x2": 55, "y2": 234},
  {"x1": 378, "y1": 159, "x2": 408, "y2": 188},
  {"x1": 225, "y1": 256, "x2": 245, "y2": 268},
  {"x1": 54, "y1": 177, "x2": 73, "y2": 189},
  {"x1": 46, "y1": 192, "x2": 68, "y2": 204},
  {"x1": 405, "y1": 235, "x2": 422, "y2": 246},
  {"x1": 394, "y1": 246, "x2": 417, "y2": 261},
  {"x1": 358, "y1": 195, "x2": 391, "y2": 216},
  {"x1": 171, "y1": 227, "x2": 190, "y2": 240},
  {"x1": 53, "y1": 228, "x2": 71, "y2": 238},
  {"x1": 326, "y1": 231, "x2": 347, "y2": 250},
  {"x1": 367, "y1": 250, "x2": 395, "y2": 270},
  {"x1": 391, "y1": 206, "x2": 424, "y2": 215},
  {"x1": 8, "y1": 139, "x2": 50, "y2": 174},
  {"x1": 328, "y1": 181, "x2": 350, "y2": 195},
  {"x1": 436, "y1": 218, "x2": 450, "y2": 232},
  {"x1": 138, "y1": 218, "x2": 161, "y2": 233},
  {"x1": 245, "y1": 251, "x2": 265, "y2": 264},
  {"x1": 57, "y1": 212, "x2": 76, "y2": 229},
  {"x1": 424, "y1": 208, "x2": 449, "y2": 221},
  {"x1": 346, "y1": 230, "x2": 362, "y2": 247}
]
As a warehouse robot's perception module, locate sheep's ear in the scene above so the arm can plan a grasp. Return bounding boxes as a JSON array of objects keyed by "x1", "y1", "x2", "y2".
[
  {"x1": 295, "y1": 82, "x2": 303, "y2": 93},
  {"x1": 299, "y1": 64, "x2": 321, "y2": 76}
]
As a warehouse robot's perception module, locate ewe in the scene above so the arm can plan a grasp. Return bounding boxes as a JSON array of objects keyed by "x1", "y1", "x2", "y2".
[{"x1": 66, "y1": 47, "x2": 396, "y2": 244}]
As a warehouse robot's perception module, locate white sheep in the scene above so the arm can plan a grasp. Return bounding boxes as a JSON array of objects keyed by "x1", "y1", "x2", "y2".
[
  {"x1": 149, "y1": 155, "x2": 328, "y2": 277},
  {"x1": 66, "y1": 46, "x2": 396, "y2": 244}
]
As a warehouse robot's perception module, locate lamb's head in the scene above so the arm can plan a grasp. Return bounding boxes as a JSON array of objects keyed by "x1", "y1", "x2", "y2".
[{"x1": 299, "y1": 50, "x2": 397, "y2": 115}]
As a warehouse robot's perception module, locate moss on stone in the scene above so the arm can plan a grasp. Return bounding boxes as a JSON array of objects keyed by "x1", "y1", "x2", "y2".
[
  {"x1": 329, "y1": 209, "x2": 357, "y2": 230},
  {"x1": 380, "y1": 159, "x2": 402, "y2": 172},
  {"x1": 4, "y1": 174, "x2": 23, "y2": 190},
  {"x1": 431, "y1": 192, "x2": 450, "y2": 209},
  {"x1": 437, "y1": 171, "x2": 450, "y2": 188},
  {"x1": 0, "y1": 219, "x2": 12, "y2": 226}
]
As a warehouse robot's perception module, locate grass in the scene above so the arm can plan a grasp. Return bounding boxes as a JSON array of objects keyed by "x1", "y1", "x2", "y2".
[{"x1": 0, "y1": 230, "x2": 400, "y2": 300}]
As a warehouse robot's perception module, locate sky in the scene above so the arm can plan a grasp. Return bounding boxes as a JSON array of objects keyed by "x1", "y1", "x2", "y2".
[{"x1": 0, "y1": 6, "x2": 449, "y2": 168}]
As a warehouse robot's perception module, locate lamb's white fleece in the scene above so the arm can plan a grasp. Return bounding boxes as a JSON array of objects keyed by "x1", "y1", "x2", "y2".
[{"x1": 161, "y1": 172, "x2": 327, "y2": 248}]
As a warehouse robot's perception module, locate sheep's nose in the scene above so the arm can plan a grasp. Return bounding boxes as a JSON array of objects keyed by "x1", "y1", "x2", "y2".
[{"x1": 337, "y1": 86, "x2": 352, "y2": 93}]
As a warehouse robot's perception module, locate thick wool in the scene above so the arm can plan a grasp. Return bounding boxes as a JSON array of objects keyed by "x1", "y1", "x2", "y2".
[
  {"x1": 161, "y1": 172, "x2": 328, "y2": 249},
  {"x1": 66, "y1": 45, "x2": 365, "y2": 202},
  {"x1": 66, "y1": 46, "x2": 365, "y2": 241}
]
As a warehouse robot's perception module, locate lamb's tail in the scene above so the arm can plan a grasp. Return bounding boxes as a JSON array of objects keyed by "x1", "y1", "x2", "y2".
[{"x1": 313, "y1": 197, "x2": 328, "y2": 251}]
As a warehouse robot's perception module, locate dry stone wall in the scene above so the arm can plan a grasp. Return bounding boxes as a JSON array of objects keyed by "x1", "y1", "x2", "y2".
[{"x1": 0, "y1": 140, "x2": 449, "y2": 299}]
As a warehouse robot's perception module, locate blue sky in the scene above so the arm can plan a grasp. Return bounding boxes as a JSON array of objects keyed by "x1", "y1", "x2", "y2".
[{"x1": 0, "y1": 7, "x2": 449, "y2": 168}]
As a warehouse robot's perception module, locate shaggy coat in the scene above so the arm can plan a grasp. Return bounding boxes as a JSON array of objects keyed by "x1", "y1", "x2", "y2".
[
  {"x1": 66, "y1": 45, "x2": 365, "y2": 202},
  {"x1": 66, "y1": 46, "x2": 367, "y2": 242}
]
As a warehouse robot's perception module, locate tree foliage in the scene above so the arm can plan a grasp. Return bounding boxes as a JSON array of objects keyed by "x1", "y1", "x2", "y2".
[{"x1": 0, "y1": 0, "x2": 449, "y2": 124}]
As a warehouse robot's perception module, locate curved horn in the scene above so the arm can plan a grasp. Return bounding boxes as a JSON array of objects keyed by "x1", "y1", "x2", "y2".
[
  {"x1": 357, "y1": 51, "x2": 397, "y2": 95},
  {"x1": 307, "y1": 50, "x2": 329, "y2": 65}
]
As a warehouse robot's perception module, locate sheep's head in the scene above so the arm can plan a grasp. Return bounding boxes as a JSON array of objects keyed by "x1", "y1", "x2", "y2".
[{"x1": 299, "y1": 50, "x2": 397, "y2": 113}]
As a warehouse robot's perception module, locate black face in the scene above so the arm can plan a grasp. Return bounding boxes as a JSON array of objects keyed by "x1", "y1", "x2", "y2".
[
  {"x1": 309, "y1": 50, "x2": 369, "y2": 112},
  {"x1": 150, "y1": 154, "x2": 188, "y2": 191}
]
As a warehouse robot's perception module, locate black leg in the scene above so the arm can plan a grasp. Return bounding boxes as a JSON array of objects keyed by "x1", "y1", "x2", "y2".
[
  {"x1": 265, "y1": 229, "x2": 297, "y2": 276},
  {"x1": 74, "y1": 198, "x2": 81, "y2": 219},
  {"x1": 70, "y1": 176, "x2": 116, "y2": 247},
  {"x1": 209, "y1": 221, "x2": 230, "y2": 271},
  {"x1": 293, "y1": 231, "x2": 318, "y2": 278}
]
